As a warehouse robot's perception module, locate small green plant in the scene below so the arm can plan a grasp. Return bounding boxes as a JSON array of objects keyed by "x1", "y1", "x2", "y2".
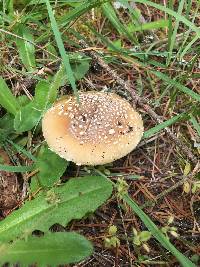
[
  {"x1": 116, "y1": 177, "x2": 129, "y2": 199},
  {"x1": 191, "y1": 181, "x2": 200, "y2": 194},
  {"x1": 132, "y1": 228, "x2": 152, "y2": 253},
  {"x1": 104, "y1": 225, "x2": 120, "y2": 249},
  {"x1": 161, "y1": 216, "x2": 179, "y2": 239}
]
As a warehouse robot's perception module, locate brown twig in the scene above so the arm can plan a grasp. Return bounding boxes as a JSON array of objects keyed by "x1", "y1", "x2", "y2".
[{"x1": 79, "y1": 40, "x2": 198, "y2": 165}]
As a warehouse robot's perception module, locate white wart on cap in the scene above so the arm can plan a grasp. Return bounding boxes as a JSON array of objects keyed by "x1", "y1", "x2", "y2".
[{"x1": 42, "y1": 91, "x2": 144, "y2": 165}]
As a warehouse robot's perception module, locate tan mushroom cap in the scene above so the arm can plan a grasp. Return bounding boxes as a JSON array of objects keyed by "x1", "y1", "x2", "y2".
[{"x1": 42, "y1": 91, "x2": 144, "y2": 165}]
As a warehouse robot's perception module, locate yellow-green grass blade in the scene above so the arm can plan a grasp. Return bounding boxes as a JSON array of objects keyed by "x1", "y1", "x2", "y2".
[
  {"x1": 167, "y1": 0, "x2": 185, "y2": 65},
  {"x1": 143, "y1": 112, "x2": 188, "y2": 139},
  {"x1": 45, "y1": 0, "x2": 78, "y2": 99},
  {"x1": 123, "y1": 194, "x2": 196, "y2": 267},
  {"x1": 151, "y1": 71, "x2": 200, "y2": 102},
  {"x1": 133, "y1": 0, "x2": 200, "y2": 38}
]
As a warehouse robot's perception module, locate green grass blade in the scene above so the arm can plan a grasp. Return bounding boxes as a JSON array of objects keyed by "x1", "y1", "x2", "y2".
[
  {"x1": 123, "y1": 0, "x2": 144, "y2": 27},
  {"x1": 167, "y1": 0, "x2": 173, "y2": 51},
  {"x1": 0, "y1": 77, "x2": 20, "y2": 115},
  {"x1": 185, "y1": 0, "x2": 192, "y2": 19},
  {"x1": 0, "y1": 164, "x2": 35, "y2": 172},
  {"x1": 45, "y1": 0, "x2": 78, "y2": 98},
  {"x1": 128, "y1": 19, "x2": 169, "y2": 33},
  {"x1": 102, "y1": 2, "x2": 137, "y2": 43},
  {"x1": 180, "y1": 35, "x2": 199, "y2": 60},
  {"x1": 151, "y1": 71, "x2": 200, "y2": 102},
  {"x1": 85, "y1": 24, "x2": 121, "y2": 51},
  {"x1": 48, "y1": 64, "x2": 65, "y2": 103},
  {"x1": 143, "y1": 112, "x2": 188, "y2": 139},
  {"x1": 134, "y1": 0, "x2": 200, "y2": 38},
  {"x1": 7, "y1": 139, "x2": 37, "y2": 162},
  {"x1": 59, "y1": 0, "x2": 108, "y2": 28},
  {"x1": 123, "y1": 194, "x2": 196, "y2": 267},
  {"x1": 167, "y1": 0, "x2": 185, "y2": 65},
  {"x1": 176, "y1": 3, "x2": 199, "y2": 60},
  {"x1": 189, "y1": 115, "x2": 200, "y2": 136}
]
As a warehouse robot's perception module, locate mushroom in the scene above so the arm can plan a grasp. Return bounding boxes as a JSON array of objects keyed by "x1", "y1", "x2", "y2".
[{"x1": 42, "y1": 91, "x2": 144, "y2": 165}]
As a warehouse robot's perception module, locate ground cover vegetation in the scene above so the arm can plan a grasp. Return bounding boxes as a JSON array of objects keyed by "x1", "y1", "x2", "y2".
[{"x1": 0, "y1": 0, "x2": 199, "y2": 266}]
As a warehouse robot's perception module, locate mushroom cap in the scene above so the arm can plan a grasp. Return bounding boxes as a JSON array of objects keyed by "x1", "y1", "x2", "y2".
[{"x1": 42, "y1": 91, "x2": 144, "y2": 165}]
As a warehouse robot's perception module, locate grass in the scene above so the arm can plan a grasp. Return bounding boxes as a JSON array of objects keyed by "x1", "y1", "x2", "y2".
[
  {"x1": 45, "y1": 0, "x2": 78, "y2": 99},
  {"x1": 0, "y1": 0, "x2": 199, "y2": 266}
]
